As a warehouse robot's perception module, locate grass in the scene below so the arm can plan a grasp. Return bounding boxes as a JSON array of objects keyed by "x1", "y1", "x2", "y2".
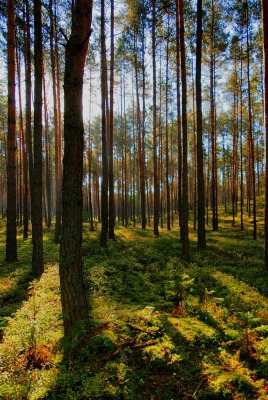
[{"x1": 0, "y1": 204, "x2": 268, "y2": 399}]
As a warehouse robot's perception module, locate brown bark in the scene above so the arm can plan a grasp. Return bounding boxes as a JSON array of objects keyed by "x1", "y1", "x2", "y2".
[
  {"x1": 245, "y1": 0, "x2": 257, "y2": 240},
  {"x1": 152, "y1": 0, "x2": 159, "y2": 237},
  {"x1": 176, "y1": 0, "x2": 182, "y2": 226},
  {"x1": 100, "y1": 0, "x2": 109, "y2": 246},
  {"x1": 165, "y1": 22, "x2": 171, "y2": 231},
  {"x1": 6, "y1": 0, "x2": 17, "y2": 262},
  {"x1": 23, "y1": 0, "x2": 33, "y2": 240},
  {"x1": 32, "y1": 0, "x2": 44, "y2": 276},
  {"x1": 178, "y1": 0, "x2": 189, "y2": 256},
  {"x1": 108, "y1": 0, "x2": 115, "y2": 239},
  {"x1": 262, "y1": 0, "x2": 268, "y2": 269},
  {"x1": 196, "y1": 0, "x2": 206, "y2": 248},
  {"x1": 16, "y1": 43, "x2": 26, "y2": 231},
  {"x1": 60, "y1": 0, "x2": 93, "y2": 334},
  {"x1": 50, "y1": 0, "x2": 61, "y2": 242},
  {"x1": 43, "y1": 68, "x2": 52, "y2": 228}
]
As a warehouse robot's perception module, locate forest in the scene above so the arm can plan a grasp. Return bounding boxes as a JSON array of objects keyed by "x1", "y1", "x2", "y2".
[{"x1": 1, "y1": 0, "x2": 268, "y2": 398}]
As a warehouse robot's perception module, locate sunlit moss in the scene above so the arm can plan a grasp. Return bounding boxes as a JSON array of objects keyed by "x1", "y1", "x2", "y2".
[{"x1": 168, "y1": 316, "x2": 217, "y2": 342}]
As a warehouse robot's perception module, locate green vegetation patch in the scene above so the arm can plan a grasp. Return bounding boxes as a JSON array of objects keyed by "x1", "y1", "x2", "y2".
[{"x1": 1, "y1": 219, "x2": 268, "y2": 399}]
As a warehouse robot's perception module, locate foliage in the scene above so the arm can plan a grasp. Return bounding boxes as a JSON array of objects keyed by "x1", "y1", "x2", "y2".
[{"x1": 0, "y1": 214, "x2": 268, "y2": 398}]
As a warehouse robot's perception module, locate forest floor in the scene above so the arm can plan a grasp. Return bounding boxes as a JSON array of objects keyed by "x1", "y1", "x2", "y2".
[{"x1": 0, "y1": 206, "x2": 268, "y2": 399}]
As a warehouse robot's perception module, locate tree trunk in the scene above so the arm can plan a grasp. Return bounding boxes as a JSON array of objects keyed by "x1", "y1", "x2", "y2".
[
  {"x1": 108, "y1": 0, "x2": 115, "y2": 239},
  {"x1": 262, "y1": 0, "x2": 268, "y2": 270},
  {"x1": 245, "y1": 0, "x2": 257, "y2": 240},
  {"x1": 196, "y1": 0, "x2": 206, "y2": 249},
  {"x1": 100, "y1": 0, "x2": 109, "y2": 246},
  {"x1": 50, "y1": 0, "x2": 61, "y2": 242},
  {"x1": 43, "y1": 67, "x2": 52, "y2": 228},
  {"x1": 32, "y1": 0, "x2": 44, "y2": 276},
  {"x1": 152, "y1": 0, "x2": 159, "y2": 236},
  {"x1": 60, "y1": 0, "x2": 93, "y2": 335},
  {"x1": 178, "y1": 0, "x2": 189, "y2": 256},
  {"x1": 6, "y1": 0, "x2": 17, "y2": 262},
  {"x1": 165, "y1": 23, "x2": 171, "y2": 231},
  {"x1": 23, "y1": 0, "x2": 33, "y2": 240},
  {"x1": 176, "y1": 0, "x2": 182, "y2": 227}
]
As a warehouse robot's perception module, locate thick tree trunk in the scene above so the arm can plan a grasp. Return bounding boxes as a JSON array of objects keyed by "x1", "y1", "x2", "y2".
[
  {"x1": 6, "y1": 0, "x2": 17, "y2": 262},
  {"x1": 60, "y1": 0, "x2": 93, "y2": 335}
]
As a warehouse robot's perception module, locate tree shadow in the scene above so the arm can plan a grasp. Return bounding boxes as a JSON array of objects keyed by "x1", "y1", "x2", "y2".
[{"x1": 0, "y1": 261, "x2": 34, "y2": 340}]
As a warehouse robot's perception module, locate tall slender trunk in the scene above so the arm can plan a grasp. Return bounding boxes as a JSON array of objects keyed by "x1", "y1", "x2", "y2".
[
  {"x1": 152, "y1": 0, "x2": 159, "y2": 236},
  {"x1": 245, "y1": 0, "x2": 257, "y2": 240},
  {"x1": 100, "y1": 0, "x2": 108, "y2": 246},
  {"x1": 16, "y1": 44, "x2": 26, "y2": 230},
  {"x1": 240, "y1": 46, "x2": 244, "y2": 230},
  {"x1": 196, "y1": 0, "x2": 206, "y2": 248},
  {"x1": 262, "y1": 0, "x2": 268, "y2": 270},
  {"x1": 6, "y1": 0, "x2": 17, "y2": 262},
  {"x1": 43, "y1": 67, "x2": 52, "y2": 228},
  {"x1": 50, "y1": 0, "x2": 61, "y2": 242},
  {"x1": 141, "y1": 28, "x2": 147, "y2": 229},
  {"x1": 32, "y1": 0, "x2": 44, "y2": 276},
  {"x1": 178, "y1": 0, "x2": 189, "y2": 256},
  {"x1": 24, "y1": 0, "x2": 33, "y2": 240},
  {"x1": 108, "y1": 0, "x2": 115, "y2": 239},
  {"x1": 176, "y1": 0, "x2": 182, "y2": 226},
  {"x1": 165, "y1": 22, "x2": 170, "y2": 231}
]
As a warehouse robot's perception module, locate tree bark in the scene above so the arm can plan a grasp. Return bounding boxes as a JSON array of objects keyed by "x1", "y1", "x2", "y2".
[
  {"x1": 50, "y1": 0, "x2": 61, "y2": 242},
  {"x1": 178, "y1": 0, "x2": 189, "y2": 256},
  {"x1": 6, "y1": 0, "x2": 17, "y2": 262},
  {"x1": 32, "y1": 0, "x2": 44, "y2": 276},
  {"x1": 23, "y1": 0, "x2": 33, "y2": 240},
  {"x1": 196, "y1": 0, "x2": 206, "y2": 248},
  {"x1": 60, "y1": 0, "x2": 93, "y2": 335},
  {"x1": 100, "y1": 0, "x2": 109, "y2": 246},
  {"x1": 108, "y1": 0, "x2": 115, "y2": 239},
  {"x1": 152, "y1": 0, "x2": 159, "y2": 236},
  {"x1": 262, "y1": 0, "x2": 268, "y2": 270}
]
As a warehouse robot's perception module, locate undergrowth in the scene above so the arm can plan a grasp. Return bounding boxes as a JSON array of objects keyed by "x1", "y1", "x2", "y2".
[{"x1": 0, "y1": 208, "x2": 268, "y2": 399}]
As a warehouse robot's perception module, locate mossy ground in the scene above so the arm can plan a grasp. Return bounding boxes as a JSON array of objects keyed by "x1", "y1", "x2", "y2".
[{"x1": 0, "y1": 205, "x2": 268, "y2": 399}]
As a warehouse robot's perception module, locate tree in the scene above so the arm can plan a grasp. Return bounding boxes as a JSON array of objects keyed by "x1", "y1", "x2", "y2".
[
  {"x1": 152, "y1": 0, "x2": 159, "y2": 237},
  {"x1": 6, "y1": 0, "x2": 17, "y2": 262},
  {"x1": 263, "y1": 0, "x2": 268, "y2": 270},
  {"x1": 50, "y1": 0, "x2": 62, "y2": 242},
  {"x1": 31, "y1": 0, "x2": 44, "y2": 276},
  {"x1": 100, "y1": 0, "x2": 109, "y2": 246},
  {"x1": 178, "y1": 0, "x2": 189, "y2": 256},
  {"x1": 108, "y1": 0, "x2": 115, "y2": 239},
  {"x1": 59, "y1": 0, "x2": 93, "y2": 335},
  {"x1": 196, "y1": 0, "x2": 206, "y2": 248},
  {"x1": 23, "y1": 0, "x2": 33, "y2": 241}
]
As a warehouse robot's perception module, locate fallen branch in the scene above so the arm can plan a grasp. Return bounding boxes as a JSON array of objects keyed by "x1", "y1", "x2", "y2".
[
  {"x1": 127, "y1": 323, "x2": 153, "y2": 335},
  {"x1": 192, "y1": 377, "x2": 207, "y2": 397},
  {"x1": 132, "y1": 340, "x2": 157, "y2": 348},
  {"x1": 98, "y1": 337, "x2": 157, "y2": 362}
]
